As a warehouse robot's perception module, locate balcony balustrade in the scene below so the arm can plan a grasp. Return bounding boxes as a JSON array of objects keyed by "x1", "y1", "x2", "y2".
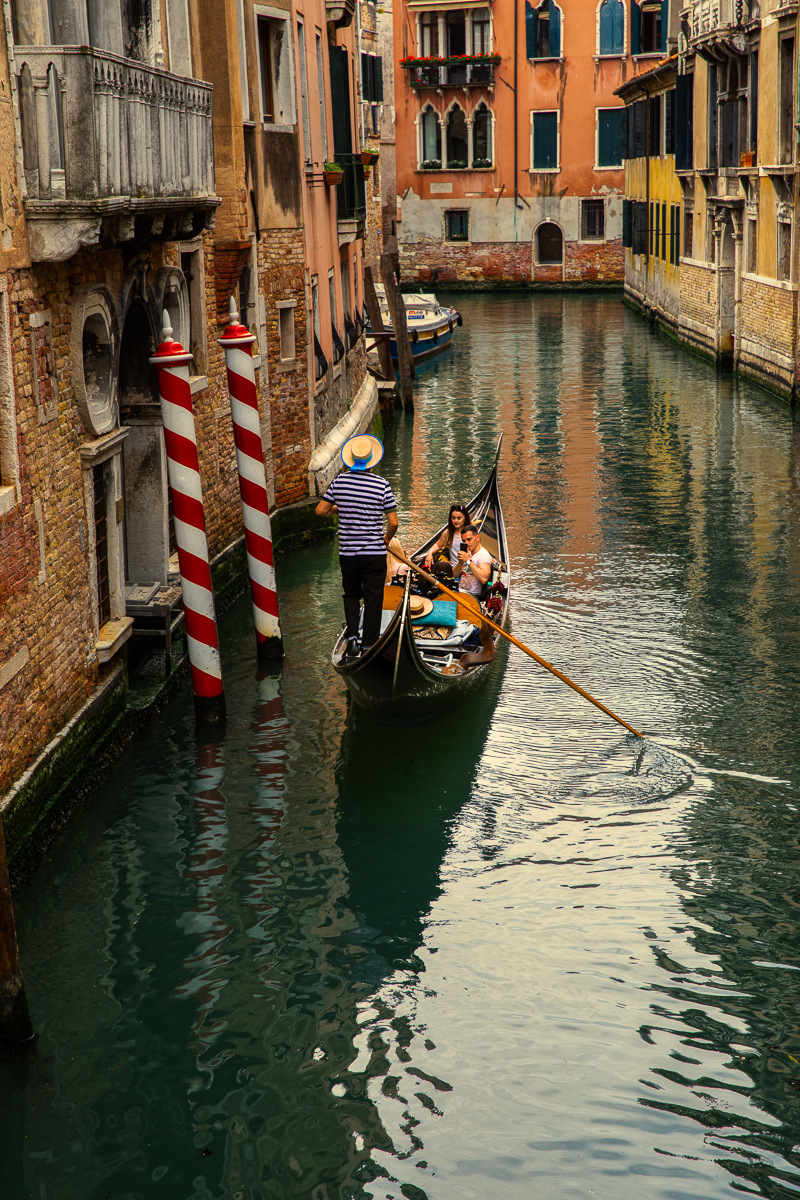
[
  {"x1": 402, "y1": 56, "x2": 498, "y2": 89},
  {"x1": 689, "y1": 0, "x2": 760, "y2": 43},
  {"x1": 14, "y1": 45, "x2": 216, "y2": 260}
]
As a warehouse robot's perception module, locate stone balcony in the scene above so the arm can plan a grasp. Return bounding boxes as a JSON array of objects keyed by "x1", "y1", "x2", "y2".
[
  {"x1": 685, "y1": 0, "x2": 761, "y2": 56},
  {"x1": 14, "y1": 45, "x2": 218, "y2": 261}
]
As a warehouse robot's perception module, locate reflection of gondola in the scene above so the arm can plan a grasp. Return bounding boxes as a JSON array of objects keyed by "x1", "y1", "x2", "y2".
[{"x1": 331, "y1": 439, "x2": 510, "y2": 726}]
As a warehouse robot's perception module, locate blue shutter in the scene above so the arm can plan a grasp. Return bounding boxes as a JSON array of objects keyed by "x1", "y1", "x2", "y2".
[
  {"x1": 548, "y1": 1, "x2": 561, "y2": 56},
  {"x1": 631, "y1": 1, "x2": 640, "y2": 55},
  {"x1": 660, "y1": 0, "x2": 667, "y2": 53},
  {"x1": 525, "y1": 1, "x2": 538, "y2": 58},
  {"x1": 599, "y1": 108, "x2": 623, "y2": 166},
  {"x1": 599, "y1": 0, "x2": 624, "y2": 55},
  {"x1": 533, "y1": 111, "x2": 558, "y2": 169}
]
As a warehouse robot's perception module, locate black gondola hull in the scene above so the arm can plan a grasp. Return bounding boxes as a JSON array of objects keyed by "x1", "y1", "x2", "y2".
[{"x1": 331, "y1": 447, "x2": 509, "y2": 725}]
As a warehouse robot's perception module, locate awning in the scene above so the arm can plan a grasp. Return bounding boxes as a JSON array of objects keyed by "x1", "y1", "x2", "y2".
[{"x1": 407, "y1": 0, "x2": 491, "y2": 10}]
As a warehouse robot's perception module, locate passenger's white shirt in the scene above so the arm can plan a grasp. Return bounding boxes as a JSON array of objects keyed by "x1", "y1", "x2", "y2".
[{"x1": 458, "y1": 546, "x2": 492, "y2": 595}]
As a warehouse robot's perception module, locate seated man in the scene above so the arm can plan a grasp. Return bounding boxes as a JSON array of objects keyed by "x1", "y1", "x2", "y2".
[{"x1": 454, "y1": 524, "x2": 492, "y2": 598}]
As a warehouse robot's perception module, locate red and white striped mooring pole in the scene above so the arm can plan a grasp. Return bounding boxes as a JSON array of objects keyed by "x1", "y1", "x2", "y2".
[
  {"x1": 219, "y1": 297, "x2": 283, "y2": 663},
  {"x1": 151, "y1": 312, "x2": 226, "y2": 725}
]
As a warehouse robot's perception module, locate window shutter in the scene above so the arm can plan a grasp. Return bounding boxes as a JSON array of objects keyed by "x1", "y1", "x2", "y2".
[
  {"x1": 599, "y1": 0, "x2": 625, "y2": 54},
  {"x1": 621, "y1": 106, "x2": 629, "y2": 159},
  {"x1": 611, "y1": 0, "x2": 624, "y2": 52},
  {"x1": 525, "y1": 1, "x2": 538, "y2": 58},
  {"x1": 548, "y1": 0, "x2": 561, "y2": 56},
  {"x1": 373, "y1": 55, "x2": 384, "y2": 103},
  {"x1": 633, "y1": 99, "x2": 646, "y2": 157},
  {"x1": 665, "y1": 89, "x2": 675, "y2": 153},
  {"x1": 631, "y1": 0, "x2": 640, "y2": 56},
  {"x1": 329, "y1": 45, "x2": 353, "y2": 154},
  {"x1": 675, "y1": 73, "x2": 693, "y2": 169},
  {"x1": 661, "y1": 202, "x2": 667, "y2": 258},
  {"x1": 622, "y1": 198, "x2": 631, "y2": 247},
  {"x1": 533, "y1": 111, "x2": 558, "y2": 168},
  {"x1": 599, "y1": 108, "x2": 623, "y2": 166},
  {"x1": 649, "y1": 202, "x2": 654, "y2": 255},
  {"x1": 361, "y1": 52, "x2": 372, "y2": 102},
  {"x1": 660, "y1": 0, "x2": 667, "y2": 53}
]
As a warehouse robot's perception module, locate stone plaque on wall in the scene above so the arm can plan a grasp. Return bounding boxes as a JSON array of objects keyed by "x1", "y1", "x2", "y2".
[
  {"x1": 31, "y1": 311, "x2": 56, "y2": 425},
  {"x1": 430, "y1": 182, "x2": 453, "y2": 194}
]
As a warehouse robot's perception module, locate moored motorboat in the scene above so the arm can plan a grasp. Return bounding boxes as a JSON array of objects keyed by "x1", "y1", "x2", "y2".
[
  {"x1": 368, "y1": 285, "x2": 462, "y2": 364},
  {"x1": 331, "y1": 438, "x2": 509, "y2": 725}
]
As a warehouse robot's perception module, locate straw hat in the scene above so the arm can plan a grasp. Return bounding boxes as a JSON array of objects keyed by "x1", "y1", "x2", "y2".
[
  {"x1": 409, "y1": 594, "x2": 434, "y2": 620},
  {"x1": 341, "y1": 433, "x2": 384, "y2": 471}
]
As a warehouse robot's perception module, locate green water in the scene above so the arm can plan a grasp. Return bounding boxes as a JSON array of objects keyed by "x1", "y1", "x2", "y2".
[{"x1": 5, "y1": 294, "x2": 800, "y2": 1199}]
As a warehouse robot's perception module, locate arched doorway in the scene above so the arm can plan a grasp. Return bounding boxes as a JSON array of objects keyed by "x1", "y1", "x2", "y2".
[{"x1": 536, "y1": 222, "x2": 563, "y2": 264}]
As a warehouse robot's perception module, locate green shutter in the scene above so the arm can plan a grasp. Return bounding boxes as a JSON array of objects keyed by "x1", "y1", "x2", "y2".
[
  {"x1": 660, "y1": 0, "x2": 667, "y2": 53},
  {"x1": 329, "y1": 46, "x2": 352, "y2": 155},
  {"x1": 631, "y1": 1, "x2": 640, "y2": 55},
  {"x1": 548, "y1": 0, "x2": 561, "y2": 56},
  {"x1": 533, "y1": 111, "x2": 558, "y2": 169},
  {"x1": 525, "y1": 1, "x2": 538, "y2": 58},
  {"x1": 599, "y1": 108, "x2": 623, "y2": 166},
  {"x1": 373, "y1": 55, "x2": 384, "y2": 103}
]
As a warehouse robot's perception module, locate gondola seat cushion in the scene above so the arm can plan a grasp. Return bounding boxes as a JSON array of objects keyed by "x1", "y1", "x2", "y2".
[{"x1": 411, "y1": 600, "x2": 457, "y2": 627}]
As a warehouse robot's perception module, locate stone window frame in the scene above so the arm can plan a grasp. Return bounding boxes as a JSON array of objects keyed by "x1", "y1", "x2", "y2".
[
  {"x1": 580, "y1": 197, "x2": 606, "y2": 242},
  {"x1": 417, "y1": 102, "x2": 442, "y2": 168},
  {"x1": 0, "y1": 277, "x2": 20, "y2": 520},
  {"x1": 79, "y1": 429, "x2": 129, "y2": 642},
  {"x1": 443, "y1": 208, "x2": 470, "y2": 242},
  {"x1": 70, "y1": 286, "x2": 120, "y2": 437},
  {"x1": 595, "y1": 0, "x2": 627, "y2": 59},
  {"x1": 595, "y1": 106, "x2": 624, "y2": 170},
  {"x1": 254, "y1": 4, "x2": 298, "y2": 133},
  {"x1": 529, "y1": 109, "x2": 560, "y2": 174},
  {"x1": 176, "y1": 240, "x2": 209, "y2": 384},
  {"x1": 414, "y1": 6, "x2": 494, "y2": 59},
  {"x1": 30, "y1": 310, "x2": 57, "y2": 426}
]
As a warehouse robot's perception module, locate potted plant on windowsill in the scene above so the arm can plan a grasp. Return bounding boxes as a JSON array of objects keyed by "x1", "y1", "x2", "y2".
[
  {"x1": 323, "y1": 161, "x2": 344, "y2": 184},
  {"x1": 471, "y1": 157, "x2": 493, "y2": 169},
  {"x1": 421, "y1": 159, "x2": 442, "y2": 170},
  {"x1": 446, "y1": 159, "x2": 468, "y2": 170},
  {"x1": 360, "y1": 150, "x2": 380, "y2": 165}
]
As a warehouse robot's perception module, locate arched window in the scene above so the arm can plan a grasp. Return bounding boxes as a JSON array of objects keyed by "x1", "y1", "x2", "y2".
[
  {"x1": 537, "y1": 223, "x2": 563, "y2": 263},
  {"x1": 472, "y1": 103, "x2": 493, "y2": 166},
  {"x1": 631, "y1": 0, "x2": 666, "y2": 54},
  {"x1": 525, "y1": 0, "x2": 561, "y2": 59},
  {"x1": 420, "y1": 106, "x2": 442, "y2": 166},
  {"x1": 446, "y1": 105, "x2": 468, "y2": 168},
  {"x1": 598, "y1": 0, "x2": 624, "y2": 54}
]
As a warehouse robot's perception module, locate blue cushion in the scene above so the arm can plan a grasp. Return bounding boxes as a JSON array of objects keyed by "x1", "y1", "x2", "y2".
[{"x1": 411, "y1": 600, "x2": 458, "y2": 627}]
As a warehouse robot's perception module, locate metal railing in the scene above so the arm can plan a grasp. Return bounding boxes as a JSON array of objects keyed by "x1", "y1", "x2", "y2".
[
  {"x1": 405, "y1": 57, "x2": 497, "y2": 89},
  {"x1": 335, "y1": 153, "x2": 367, "y2": 222},
  {"x1": 14, "y1": 45, "x2": 214, "y2": 202}
]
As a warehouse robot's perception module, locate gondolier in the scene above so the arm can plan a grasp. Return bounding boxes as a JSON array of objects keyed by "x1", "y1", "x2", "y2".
[{"x1": 316, "y1": 434, "x2": 399, "y2": 660}]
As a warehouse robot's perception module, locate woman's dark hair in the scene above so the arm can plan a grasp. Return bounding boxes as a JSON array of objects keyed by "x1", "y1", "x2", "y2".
[{"x1": 445, "y1": 504, "x2": 471, "y2": 545}]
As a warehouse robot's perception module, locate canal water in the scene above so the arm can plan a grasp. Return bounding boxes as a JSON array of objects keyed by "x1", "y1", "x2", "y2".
[{"x1": 5, "y1": 294, "x2": 800, "y2": 1200}]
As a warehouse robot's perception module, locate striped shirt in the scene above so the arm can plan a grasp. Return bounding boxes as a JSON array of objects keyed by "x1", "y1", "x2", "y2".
[{"x1": 323, "y1": 470, "x2": 397, "y2": 556}]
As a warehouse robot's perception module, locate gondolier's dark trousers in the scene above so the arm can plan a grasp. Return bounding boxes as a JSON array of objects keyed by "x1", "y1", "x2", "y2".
[{"x1": 340, "y1": 554, "x2": 386, "y2": 646}]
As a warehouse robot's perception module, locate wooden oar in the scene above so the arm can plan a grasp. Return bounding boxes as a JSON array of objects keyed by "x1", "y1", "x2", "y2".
[{"x1": 387, "y1": 539, "x2": 643, "y2": 739}]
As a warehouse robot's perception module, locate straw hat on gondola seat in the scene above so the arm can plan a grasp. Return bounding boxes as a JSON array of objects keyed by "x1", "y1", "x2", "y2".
[
  {"x1": 408, "y1": 595, "x2": 434, "y2": 620},
  {"x1": 341, "y1": 434, "x2": 384, "y2": 471}
]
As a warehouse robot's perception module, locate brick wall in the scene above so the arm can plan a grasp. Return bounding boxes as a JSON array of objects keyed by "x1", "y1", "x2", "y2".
[
  {"x1": 399, "y1": 236, "x2": 623, "y2": 286},
  {"x1": 679, "y1": 261, "x2": 717, "y2": 331},
  {"x1": 0, "y1": 236, "x2": 246, "y2": 801},
  {"x1": 258, "y1": 228, "x2": 311, "y2": 507},
  {"x1": 739, "y1": 277, "x2": 797, "y2": 362}
]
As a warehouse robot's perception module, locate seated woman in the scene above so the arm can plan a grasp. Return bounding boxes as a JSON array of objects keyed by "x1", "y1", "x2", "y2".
[{"x1": 423, "y1": 504, "x2": 472, "y2": 576}]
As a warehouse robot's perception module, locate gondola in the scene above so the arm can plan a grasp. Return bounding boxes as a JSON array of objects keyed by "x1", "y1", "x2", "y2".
[{"x1": 331, "y1": 438, "x2": 510, "y2": 725}]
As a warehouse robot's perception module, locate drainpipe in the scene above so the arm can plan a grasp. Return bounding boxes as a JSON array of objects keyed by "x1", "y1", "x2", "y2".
[{"x1": 513, "y1": 0, "x2": 519, "y2": 209}]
